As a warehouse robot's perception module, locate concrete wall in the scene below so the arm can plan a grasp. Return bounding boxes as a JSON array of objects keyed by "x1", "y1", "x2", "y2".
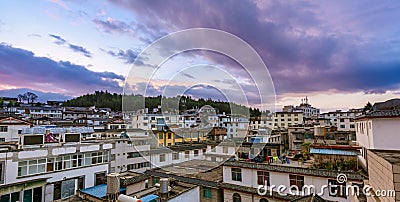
[
  {"x1": 0, "y1": 124, "x2": 30, "y2": 142},
  {"x1": 367, "y1": 151, "x2": 397, "y2": 202},
  {"x1": 168, "y1": 186, "x2": 200, "y2": 202},
  {"x1": 223, "y1": 166, "x2": 352, "y2": 201}
]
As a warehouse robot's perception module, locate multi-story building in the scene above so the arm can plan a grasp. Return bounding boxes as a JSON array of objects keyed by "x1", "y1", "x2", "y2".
[
  {"x1": 222, "y1": 161, "x2": 364, "y2": 202},
  {"x1": 219, "y1": 116, "x2": 249, "y2": 138},
  {"x1": 17, "y1": 106, "x2": 63, "y2": 119},
  {"x1": 354, "y1": 110, "x2": 400, "y2": 170},
  {"x1": 336, "y1": 117, "x2": 355, "y2": 131},
  {"x1": 0, "y1": 134, "x2": 112, "y2": 201},
  {"x1": 283, "y1": 97, "x2": 320, "y2": 118},
  {"x1": 0, "y1": 116, "x2": 31, "y2": 142},
  {"x1": 273, "y1": 112, "x2": 304, "y2": 128},
  {"x1": 131, "y1": 114, "x2": 185, "y2": 130},
  {"x1": 320, "y1": 109, "x2": 362, "y2": 127}
]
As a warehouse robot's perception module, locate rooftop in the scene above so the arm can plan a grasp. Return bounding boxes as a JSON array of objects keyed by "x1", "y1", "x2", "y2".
[
  {"x1": 370, "y1": 149, "x2": 400, "y2": 165},
  {"x1": 355, "y1": 109, "x2": 400, "y2": 120},
  {"x1": 80, "y1": 184, "x2": 126, "y2": 199}
]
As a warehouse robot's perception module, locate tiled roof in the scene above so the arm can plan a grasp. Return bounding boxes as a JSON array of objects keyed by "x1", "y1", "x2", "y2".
[{"x1": 355, "y1": 110, "x2": 400, "y2": 120}]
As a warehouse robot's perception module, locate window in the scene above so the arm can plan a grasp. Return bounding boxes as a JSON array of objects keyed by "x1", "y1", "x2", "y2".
[
  {"x1": 257, "y1": 171, "x2": 270, "y2": 186},
  {"x1": 159, "y1": 133, "x2": 163, "y2": 139},
  {"x1": 328, "y1": 179, "x2": 346, "y2": 198},
  {"x1": 340, "y1": 125, "x2": 345, "y2": 128},
  {"x1": 340, "y1": 118, "x2": 344, "y2": 122},
  {"x1": 203, "y1": 187, "x2": 212, "y2": 199},
  {"x1": 289, "y1": 175, "x2": 304, "y2": 190},
  {"x1": 231, "y1": 168, "x2": 242, "y2": 181},
  {"x1": 194, "y1": 150, "x2": 199, "y2": 156},
  {"x1": 159, "y1": 154, "x2": 166, "y2": 162},
  {"x1": 185, "y1": 151, "x2": 190, "y2": 158},
  {"x1": 172, "y1": 153, "x2": 179, "y2": 160},
  {"x1": 233, "y1": 193, "x2": 241, "y2": 202},
  {"x1": 128, "y1": 152, "x2": 141, "y2": 158},
  {"x1": 223, "y1": 147, "x2": 228, "y2": 153},
  {"x1": 350, "y1": 124, "x2": 355, "y2": 128},
  {"x1": 260, "y1": 199, "x2": 269, "y2": 202},
  {"x1": 0, "y1": 126, "x2": 8, "y2": 132},
  {"x1": 18, "y1": 159, "x2": 47, "y2": 176},
  {"x1": 167, "y1": 133, "x2": 172, "y2": 139}
]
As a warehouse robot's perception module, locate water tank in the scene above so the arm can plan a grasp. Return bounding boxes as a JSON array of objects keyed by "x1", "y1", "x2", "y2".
[
  {"x1": 107, "y1": 173, "x2": 120, "y2": 194},
  {"x1": 159, "y1": 178, "x2": 169, "y2": 194},
  {"x1": 118, "y1": 194, "x2": 142, "y2": 202}
]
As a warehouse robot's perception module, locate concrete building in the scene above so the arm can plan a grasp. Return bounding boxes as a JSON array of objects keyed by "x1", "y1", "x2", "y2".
[
  {"x1": 0, "y1": 116, "x2": 31, "y2": 142},
  {"x1": 0, "y1": 138, "x2": 112, "y2": 201},
  {"x1": 273, "y1": 112, "x2": 304, "y2": 129},
  {"x1": 222, "y1": 161, "x2": 364, "y2": 202},
  {"x1": 320, "y1": 109, "x2": 362, "y2": 127},
  {"x1": 354, "y1": 110, "x2": 400, "y2": 170}
]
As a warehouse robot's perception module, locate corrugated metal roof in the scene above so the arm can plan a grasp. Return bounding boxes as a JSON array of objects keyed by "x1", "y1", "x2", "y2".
[
  {"x1": 80, "y1": 184, "x2": 126, "y2": 199},
  {"x1": 310, "y1": 148, "x2": 358, "y2": 156},
  {"x1": 140, "y1": 194, "x2": 159, "y2": 202}
]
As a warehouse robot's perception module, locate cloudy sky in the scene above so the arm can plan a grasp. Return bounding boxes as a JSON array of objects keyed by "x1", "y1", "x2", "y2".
[{"x1": 1, "y1": 0, "x2": 400, "y2": 111}]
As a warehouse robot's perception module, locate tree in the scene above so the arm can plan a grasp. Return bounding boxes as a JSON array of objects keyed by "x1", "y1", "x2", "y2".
[
  {"x1": 363, "y1": 102, "x2": 373, "y2": 112},
  {"x1": 18, "y1": 94, "x2": 27, "y2": 103},
  {"x1": 25, "y1": 92, "x2": 38, "y2": 103},
  {"x1": 0, "y1": 97, "x2": 3, "y2": 108}
]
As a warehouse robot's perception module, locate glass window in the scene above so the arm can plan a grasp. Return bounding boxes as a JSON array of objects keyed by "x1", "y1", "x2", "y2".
[
  {"x1": 233, "y1": 193, "x2": 241, "y2": 202},
  {"x1": 160, "y1": 154, "x2": 166, "y2": 162},
  {"x1": 257, "y1": 171, "x2": 270, "y2": 186},
  {"x1": 289, "y1": 175, "x2": 304, "y2": 190},
  {"x1": 231, "y1": 168, "x2": 242, "y2": 181},
  {"x1": 172, "y1": 153, "x2": 179, "y2": 160},
  {"x1": 203, "y1": 187, "x2": 212, "y2": 199}
]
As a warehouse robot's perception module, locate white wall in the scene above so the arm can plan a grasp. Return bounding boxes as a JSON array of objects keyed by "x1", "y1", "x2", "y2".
[
  {"x1": 223, "y1": 166, "x2": 352, "y2": 202},
  {"x1": 0, "y1": 124, "x2": 30, "y2": 142},
  {"x1": 168, "y1": 186, "x2": 200, "y2": 202}
]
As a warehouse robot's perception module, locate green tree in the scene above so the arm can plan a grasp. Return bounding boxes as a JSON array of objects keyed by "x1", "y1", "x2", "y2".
[{"x1": 363, "y1": 102, "x2": 373, "y2": 112}]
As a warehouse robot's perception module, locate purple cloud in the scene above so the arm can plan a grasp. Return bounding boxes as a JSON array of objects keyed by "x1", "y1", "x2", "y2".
[
  {"x1": 68, "y1": 44, "x2": 92, "y2": 58},
  {"x1": 109, "y1": 0, "x2": 400, "y2": 95},
  {"x1": 49, "y1": 34, "x2": 92, "y2": 58},
  {"x1": 0, "y1": 43, "x2": 123, "y2": 95}
]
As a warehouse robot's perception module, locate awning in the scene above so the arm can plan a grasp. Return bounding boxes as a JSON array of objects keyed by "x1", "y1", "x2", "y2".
[{"x1": 0, "y1": 178, "x2": 47, "y2": 195}]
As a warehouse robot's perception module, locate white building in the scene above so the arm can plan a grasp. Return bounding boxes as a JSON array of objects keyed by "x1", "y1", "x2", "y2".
[
  {"x1": 0, "y1": 116, "x2": 31, "y2": 142},
  {"x1": 336, "y1": 117, "x2": 355, "y2": 131},
  {"x1": 355, "y1": 110, "x2": 400, "y2": 170},
  {"x1": 0, "y1": 140, "x2": 112, "y2": 201},
  {"x1": 131, "y1": 114, "x2": 185, "y2": 130},
  {"x1": 283, "y1": 97, "x2": 320, "y2": 118},
  {"x1": 273, "y1": 112, "x2": 303, "y2": 129},
  {"x1": 320, "y1": 109, "x2": 362, "y2": 127},
  {"x1": 222, "y1": 161, "x2": 364, "y2": 202}
]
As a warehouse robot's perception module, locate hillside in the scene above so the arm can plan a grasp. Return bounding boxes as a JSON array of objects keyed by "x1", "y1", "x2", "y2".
[{"x1": 63, "y1": 91, "x2": 263, "y2": 116}]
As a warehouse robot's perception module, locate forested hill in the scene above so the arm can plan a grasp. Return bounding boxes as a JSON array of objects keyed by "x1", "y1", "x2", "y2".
[{"x1": 63, "y1": 91, "x2": 262, "y2": 116}]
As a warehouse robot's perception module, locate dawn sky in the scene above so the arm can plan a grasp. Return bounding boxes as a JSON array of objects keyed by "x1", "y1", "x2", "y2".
[{"x1": 1, "y1": 0, "x2": 400, "y2": 111}]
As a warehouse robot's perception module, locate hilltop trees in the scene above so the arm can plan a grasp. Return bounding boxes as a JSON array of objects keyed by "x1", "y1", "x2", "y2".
[
  {"x1": 17, "y1": 92, "x2": 38, "y2": 104},
  {"x1": 63, "y1": 91, "x2": 263, "y2": 116}
]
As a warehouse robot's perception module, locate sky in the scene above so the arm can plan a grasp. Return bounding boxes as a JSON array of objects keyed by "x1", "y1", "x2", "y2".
[{"x1": 1, "y1": 0, "x2": 400, "y2": 112}]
